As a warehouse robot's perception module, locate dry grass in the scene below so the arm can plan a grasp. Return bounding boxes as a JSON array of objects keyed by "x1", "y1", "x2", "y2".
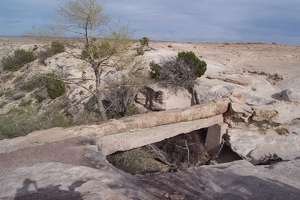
[
  {"x1": 258, "y1": 127, "x2": 268, "y2": 135},
  {"x1": 275, "y1": 125, "x2": 289, "y2": 135}
]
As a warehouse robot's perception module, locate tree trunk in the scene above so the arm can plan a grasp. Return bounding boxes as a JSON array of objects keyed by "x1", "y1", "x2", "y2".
[{"x1": 94, "y1": 67, "x2": 107, "y2": 121}]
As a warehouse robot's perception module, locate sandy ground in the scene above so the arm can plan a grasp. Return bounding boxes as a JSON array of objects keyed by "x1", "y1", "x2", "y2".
[{"x1": 145, "y1": 41, "x2": 300, "y2": 78}]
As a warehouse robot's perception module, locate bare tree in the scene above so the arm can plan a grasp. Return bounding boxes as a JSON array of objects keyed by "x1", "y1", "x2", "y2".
[
  {"x1": 57, "y1": 0, "x2": 109, "y2": 45},
  {"x1": 25, "y1": 0, "x2": 145, "y2": 121},
  {"x1": 56, "y1": 0, "x2": 138, "y2": 120}
]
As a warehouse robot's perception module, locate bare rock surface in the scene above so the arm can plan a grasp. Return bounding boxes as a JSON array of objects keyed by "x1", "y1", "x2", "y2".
[
  {"x1": 1, "y1": 38, "x2": 300, "y2": 199},
  {"x1": 2, "y1": 158, "x2": 300, "y2": 199},
  {"x1": 280, "y1": 88, "x2": 300, "y2": 103}
]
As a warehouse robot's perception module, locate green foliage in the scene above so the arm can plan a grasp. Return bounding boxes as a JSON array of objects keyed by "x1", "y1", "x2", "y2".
[
  {"x1": 45, "y1": 73, "x2": 66, "y2": 99},
  {"x1": 50, "y1": 40, "x2": 65, "y2": 54},
  {"x1": 20, "y1": 76, "x2": 44, "y2": 92},
  {"x1": 19, "y1": 99, "x2": 33, "y2": 107},
  {"x1": 124, "y1": 104, "x2": 139, "y2": 116},
  {"x1": 149, "y1": 61, "x2": 162, "y2": 79},
  {"x1": 177, "y1": 51, "x2": 207, "y2": 77},
  {"x1": 81, "y1": 41, "x2": 112, "y2": 60},
  {"x1": 4, "y1": 90, "x2": 25, "y2": 100},
  {"x1": 149, "y1": 51, "x2": 207, "y2": 89},
  {"x1": 4, "y1": 89, "x2": 15, "y2": 99},
  {"x1": 136, "y1": 47, "x2": 144, "y2": 55},
  {"x1": 38, "y1": 40, "x2": 65, "y2": 63},
  {"x1": 0, "y1": 105, "x2": 72, "y2": 139},
  {"x1": 1, "y1": 49, "x2": 36, "y2": 71},
  {"x1": 11, "y1": 92, "x2": 25, "y2": 100},
  {"x1": 139, "y1": 37, "x2": 149, "y2": 47},
  {"x1": 35, "y1": 94, "x2": 44, "y2": 103},
  {"x1": 13, "y1": 74, "x2": 24, "y2": 84},
  {"x1": 167, "y1": 45, "x2": 172, "y2": 48},
  {"x1": 1, "y1": 73, "x2": 14, "y2": 82}
]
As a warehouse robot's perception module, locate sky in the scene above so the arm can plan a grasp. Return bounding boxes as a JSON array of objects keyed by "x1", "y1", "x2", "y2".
[{"x1": 0, "y1": 0, "x2": 299, "y2": 45}]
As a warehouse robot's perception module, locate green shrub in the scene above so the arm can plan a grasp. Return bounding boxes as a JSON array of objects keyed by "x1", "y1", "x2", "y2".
[
  {"x1": 4, "y1": 89, "x2": 14, "y2": 99},
  {"x1": 1, "y1": 73, "x2": 14, "y2": 82},
  {"x1": 35, "y1": 94, "x2": 44, "y2": 103},
  {"x1": 19, "y1": 99, "x2": 32, "y2": 107},
  {"x1": 0, "y1": 105, "x2": 72, "y2": 139},
  {"x1": 177, "y1": 51, "x2": 207, "y2": 77},
  {"x1": 81, "y1": 41, "x2": 112, "y2": 60},
  {"x1": 124, "y1": 104, "x2": 139, "y2": 116},
  {"x1": 45, "y1": 73, "x2": 66, "y2": 99},
  {"x1": 167, "y1": 45, "x2": 172, "y2": 48},
  {"x1": 50, "y1": 40, "x2": 65, "y2": 54},
  {"x1": 11, "y1": 92, "x2": 25, "y2": 100},
  {"x1": 1, "y1": 49, "x2": 36, "y2": 71},
  {"x1": 38, "y1": 50, "x2": 52, "y2": 64},
  {"x1": 13, "y1": 74, "x2": 24, "y2": 84},
  {"x1": 38, "y1": 40, "x2": 65, "y2": 63},
  {"x1": 20, "y1": 76, "x2": 44, "y2": 92},
  {"x1": 149, "y1": 61, "x2": 162, "y2": 79},
  {"x1": 149, "y1": 51, "x2": 207, "y2": 89},
  {"x1": 136, "y1": 47, "x2": 144, "y2": 55},
  {"x1": 139, "y1": 37, "x2": 149, "y2": 47}
]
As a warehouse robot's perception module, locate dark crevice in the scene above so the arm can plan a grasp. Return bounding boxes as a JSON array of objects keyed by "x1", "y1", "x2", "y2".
[{"x1": 106, "y1": 127, "x2": 242, "y2": 175}]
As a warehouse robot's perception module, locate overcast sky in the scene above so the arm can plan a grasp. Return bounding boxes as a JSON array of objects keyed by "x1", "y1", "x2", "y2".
[{"x1": 0, "y1": 0, "x2": 299, "y2": 45}]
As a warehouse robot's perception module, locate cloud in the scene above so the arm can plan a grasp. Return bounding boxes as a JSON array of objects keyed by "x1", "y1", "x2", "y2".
[
  {"x1": 0, "y1": 0, "x2": 299, "y2": 45},
  {"x1": 105, "y1": 0, "x2": 300, "y2": 44}
]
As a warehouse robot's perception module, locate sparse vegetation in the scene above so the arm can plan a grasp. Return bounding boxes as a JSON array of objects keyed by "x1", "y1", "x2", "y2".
[
  {"x1": 149, "y1": 51, "x2": 206, "y2": 105},
  {"x1": 136, "y1": 47, "x2": 144, "y2": 55},
  {"x1": 4, "y1": 89, "x2": 15, "y2": 99},
  {"x1": 0, "y1": 100, "x2": 8, "y2": 109},
  {"x1": 11, "y1": 92, "x2": 25, "y2": 100},
  {"x1": 139, "y1": 37, "x2": 149, "y2": 47},
  {"x1": 19, "y1": 99, "x2": 33, "y2": 107},
  {"x1": 77, "y1": 136, "x2": 96, "y2": 145},
  {"x1": 35, "y1": 94, "x2": 45, "y2": 103},
  {"x1": 149, "y1": 51, "x2": 207, "y2": 88},
  {"x1": 1, "y1": 49, "x2": 36, "y2": 71},
  {"x1": 1, "y1": 73, "x2": 14, "y2": 82},
  {"x1": 38, "y1": 40, "x2": 65, "y2": 63},
  {"x1": 44, "y1": 73, "x2": 66, "y2": 99},
  {"x1": 0, "y1": 105, "x2": 72, "y2": 139},
  {"x1": 20, "y1": 76, "x2": 44, "y2": 92},
  {"x1": 275, "y1": 125, "x2": 289, "y2": 135},
  {"x1": 13, "y1": 74, "x2": 24, "y2": 84}
]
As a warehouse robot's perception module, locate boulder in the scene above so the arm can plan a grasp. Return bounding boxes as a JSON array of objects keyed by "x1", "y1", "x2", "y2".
[
  {"x1": 135, "y1": 86, "x2": 166, "y2": 111},
  {"x1": 251, "y1": 107, "x2": 278, "y2": 124},
  {"x1": 280, "y1": 88, "x2": 300, "y2": 103},
  {"x1": 224, "y1": 102, "x2": 254, "y2": 124}
]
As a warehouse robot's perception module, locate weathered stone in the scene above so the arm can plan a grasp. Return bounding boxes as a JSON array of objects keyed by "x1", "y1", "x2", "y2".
[
  {"x1": 0, "y1": 98, "x2": 230, "y2": 154},
  {"x1": 207, "y1": 75, "x2": 251, "y2": 86},
  {"x1": 280, "y1": 88, "x2": 300, "y2": 103},
  {"x1": 135, "y1": 92, "x2": 146, "y2": 105},
  {"x1": 97, "y1": 115, "x2": 224, "y2": 156},
  {"x1": 224, "y1": 102, "x2": 254, "y2": 124},
  {"x1": 136, "y1": 86, "x2": 166, "y2": 111},
  {"x1": 205, "y1": 123, "x2": 228, "y2": 155},
  {"x1": 251, "y1": 107, "x2": 278, "y2": 123}
]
